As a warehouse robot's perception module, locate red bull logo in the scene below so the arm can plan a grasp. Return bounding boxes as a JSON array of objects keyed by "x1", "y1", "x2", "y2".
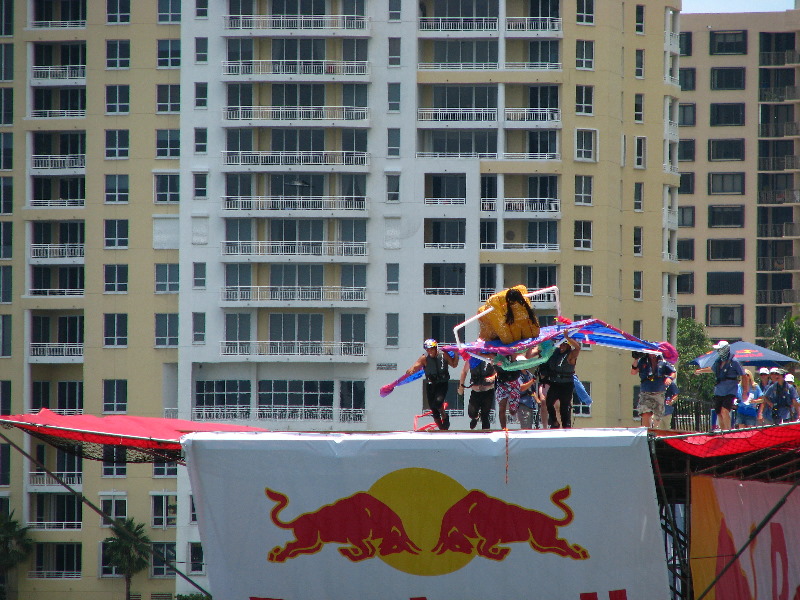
[{"x1": 266, "y1": 467, "x2": 588, "y2": 575}]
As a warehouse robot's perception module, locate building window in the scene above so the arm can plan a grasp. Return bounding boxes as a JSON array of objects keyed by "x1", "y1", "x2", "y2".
[
  {"x1": 195, "y1": 0, "x2": 208, "y2": 18},
  {"x1": 0, "y1": 88, "x2": 11, "y2": 126},
  {"x1": 710, "y1": 31, "x2": 747, "y2": 55},
  {"x1": 106, "y1": 40, "x2": 130, "y2": 68},
  {"x1": 676, "y1": 272, "x2": 694, "y2": 294},
  {"x1": 189, "y1": 542, "x2": 205, "y2": 574},
  {"x1": 575, "y1": 129, "x2": 596, "y2": 161},
  {"x1": 0, "y1": 177, "x2": 10, "y2": 214},
  {"x1": 104, "y1": 264, "x2": 128, "y2": 293},
  {"x1": 388, "y1": 83, "x2": 400, "y2": 112},
  {"x1": 0, "y1": 221, "x2": 10, "y2": 258},
  {"x1": 711, "y1": 67, "x2": 745, "y2": 90},
  {"x1": 154, "y1": 173, "x2": 180, "y2": 204},
  {"x1": 257, "y1": 380, "x2": 334, "y2": 418},
  {"x1": 195, "y1": 37, "x2": 208, "y2": 63},
  {"x1": 153, "y1": 460, "x2": 178, "y2": 478},
  {"x1": 678, "y1": 206, "x2": 695, "y2": 227},
  {"x1": 633, "y1": 226, "x2": 643, "y2": 255},
  {"x1": 190, "y1": 496, "x2": 197, "y2": 522},
  {"x1": 576, "y1": 40, "x2": 594, "y2": 70},
  {"x1": 155, "y1": 313, "x2": 179, "y2": 347},
  {"x1": 709, "y1": 173, "x2": 744, "y2": 194},
  {"x1": 194, "y1": 128, "x2": 208, "y2": 154},
  {"x1": 157, "y1": 0, "x2": 181, "y2": 22},
  {"x1": 104, "y1": 219, "x2": 128, "y2": 248},
  {"x1": 152, "y1": 495, "x2": 177, "y2": 527},
  {"x1": 634, "y1": 136, "x2": 646, "y2": 168},
  {"x1": 157, "y1": 39, "x2": 181, "y2": 67},
  {"x1": 386, "y1": 174, "x2": 400, "y2": 202},
  {"x1": 678, "y1": 104, "x2": 696, "y2": 127},
  {"x1": 193, "y1": 263, "x2": 206, "y2": 288},
  {"x1": 100, "y1": 542, "x2": 121, "y2": 577},
  {"x1": 100, "y1": 495, "x2": 127, "y2": 526},
  {"x1": 103, "y1": 380, "x2": 127, "y2": 413},
  {"x1": 386, "y1": 263, "x2": 399, "y2": 292},
  {"x1": 388, "y1": 128, "x2": 400, "y2": 157},
  {"x1": 633, "y1": 182, "x2": 643, "y2": 211},
  {"x1": 574, "y1": 265, "x2": 592, "y2": 295},
  {"x1": 708, "y1": 205, "x2": 744, "y2": 228},
  {"x1": 105, "y1": 130, "x2": 129, "y2": 159},
  {"x1": 156, "y1": 130, "x2": 180, "y2": 158},
  {"x1": 708, "y1": 139, "x2": 744, "y2": 161},
  {"x1": 679, "y1": 32, "x2": 692, "y2": 56},
  {"x1": 106, "y1": 85, "x2": 130, "y2": 114},
  {"x1": 634, "y1": 94, "x2": 644, "y2": 122},
  {"x1": 0, "y1": 442, "x2": 9, "y2": 484},
  {"x1": 679, "y1": 172, "x2": 695, "y2": 194},
  {"x1": 102, "y1": 446, "x2": 126, "y2": 477},
  {"x1": 679, "y1": 68, "x2": 696, "y2": 91},
  {"x1": 707, "y1": 272, "x2": 744, "y2": 295},
  {"x1": 194, "y1": 82, "x2": 208, "y2": 108},
  {"x1": 707, "y1": 238, "x2": 745, "y2": 261},
  {"x1": 574, "y1": 175, "x2": 593, "y2": 205},
  {"x1": 155, "y1": 263, "x2": 179, "y2": 293},
  {"x1": 0, "y1": 380, "x2": 9, "y2": 414},
  {"x1": 386, "y1": 313, "x2": 399, "y2": 347},
  {"x1": 104, "y1": 313, "x2": 128, "y2": 346},
  {"x1": 388, "y1": 38, "x2": 401, "y2": 66},
  {"x1": 634, "y1": 49, "x2": 644, "y2": 77},
  {"x1": 577, "y1": 0, "x2": 594, "y2": 24},
  {"x1": 634, "y1": 5, "x2": 645, "y2": 33},
  {"x1": 192, "y1": 312, "x2": 206, "y2": 344},
  {"x1": 156, "y1": 85, "x2": 180, "y2": 112},
  {"x1": 0, "y1": 133, "x2": 11, "y2": 170},
  {"x1": 633, "y1": 271, "x2": 643, "y2": 300},
  {"x1": 573, "y1": 220, "x2": 592, "y2": 250},
  {"x1": 677, "y1": 239, "x2": 694, "y2": 261},
  {"x1": 0, "y1": 266, "x2": 9, "y2": 303},
  {"x1": 710, "y1": 103, "x2": 745, "y2": 126},
  {"x1": 107, "y1": 0, "x2": 131, "y2": 23},
  {"x1": 151, "y1": 542, "x2": 176, "y2": 578},
  {"x1": 105, "y1": 174, "x2": 129, "y2": 204},
  {"x1": 389, "y1": 0, "x2": 401, "y2": 20},
  {"x1": 576, "y1": 85, "x2": 593, "y2": 115},
  {"x1": 706, "y1": 305, "x2": 744, "y2": 327},
  {"x1": 678, "y1": 305, "x2": 695, "y2": 319},
  {"x1": 193, "y1": 173, "x2": 207, "y2": 199},
  {"x1": 678, "y1": 139, "x2": 695, "y2": 162}
]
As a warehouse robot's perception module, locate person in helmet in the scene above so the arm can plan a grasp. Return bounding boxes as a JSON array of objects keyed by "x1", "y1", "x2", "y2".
[{"x1": 405, "y1": 339, "x2": 459, "y2": 430}]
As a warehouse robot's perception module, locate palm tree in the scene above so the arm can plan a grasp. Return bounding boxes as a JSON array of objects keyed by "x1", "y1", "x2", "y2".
[
  {"x1": 103, "y1": 518, "x2": 152, "y2": 600},
  {"x1": 0, "y1": 511, "x2": 34, "y2": 600}
]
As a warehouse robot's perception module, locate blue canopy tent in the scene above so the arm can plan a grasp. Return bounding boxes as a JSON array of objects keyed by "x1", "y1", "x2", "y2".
[{"x1": 690, "y1": 341, "x2": 797, "y2": 369}]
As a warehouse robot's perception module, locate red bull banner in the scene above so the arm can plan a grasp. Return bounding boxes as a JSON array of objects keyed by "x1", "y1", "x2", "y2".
[
  {"x1": 183, "y1": 430, "x2": 669, "y2": 600},
  {"x1": 691, "y1": 475, "x2": 800, "y2": 599}
]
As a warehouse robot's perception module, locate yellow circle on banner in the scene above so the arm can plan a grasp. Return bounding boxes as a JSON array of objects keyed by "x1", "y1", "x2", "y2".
[{"x1": 368, "y1": 467, "x2": 474, "y2": 575}]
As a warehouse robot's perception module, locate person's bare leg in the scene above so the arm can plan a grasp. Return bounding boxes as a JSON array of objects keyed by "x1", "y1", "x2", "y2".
[
  {"x1": 498, "y1": 399, "x2": 507, "y2": 429},
  {"x1": 718, "y1": 408, "x2": 731, "y2": 430},
  {"x1": 641, "y1": 412, "x2": 653, "y2": 428}
]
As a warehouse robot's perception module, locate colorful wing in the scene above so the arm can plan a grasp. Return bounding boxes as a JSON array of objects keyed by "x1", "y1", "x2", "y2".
[{"x1": 379, "y1": 370, "x2": 424, "y2": 397}]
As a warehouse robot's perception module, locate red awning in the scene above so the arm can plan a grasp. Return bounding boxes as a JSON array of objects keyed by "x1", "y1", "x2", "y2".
[
  {"x1": 0, "y1": 409, "x2": 267, "y2": 454},
  {"x1": 655, "y1": 422, "x2": 800, "y2": 458}
]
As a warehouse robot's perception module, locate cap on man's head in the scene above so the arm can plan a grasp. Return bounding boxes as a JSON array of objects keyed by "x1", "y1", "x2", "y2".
[
  {"x1": 786, "y1": 373, "x2": 795, "y2": 383},
  {"x1": 759, "y1": 367, "x2": 770, "y2": 375},
  {"x1": 770, "y1": 367, "x2": 784, "y2": 375},
  {"x1": 713, "y1": 340, "x2": 729, "y2": 350}
]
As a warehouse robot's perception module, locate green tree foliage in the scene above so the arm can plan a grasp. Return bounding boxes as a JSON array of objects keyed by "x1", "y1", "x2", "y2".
[
  {"x1": 0, "y1": 511, "x2": 34, "y2": 600},
  {"x1": 768, "y1": 314, "x2": 800, "y2": 362},
  {"x1": 675, "y1": 318, "x2": 715, "y2": 402},
  {"x1": 103, "y1": 518, "x2": 152, "y2": 600}
]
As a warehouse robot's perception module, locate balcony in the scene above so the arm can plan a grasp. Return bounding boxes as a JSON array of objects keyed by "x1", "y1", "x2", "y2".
[
  {"x1": 30, "y1": 109, "x2": 85, "y2": 119},
  {"x1": 424, "y1": 242, "x2": 465, "y2": 249},
  {"x1": 504, "y1": 61, "x2": 561, "y2": 70},
  {"x1": 502, "y1": 198, "x2": 560, "y2": 215},
  {"x1": 27, "y1": 520, "x2": 82, "y2": 530},
  {"x1": 163, "y1": 408, "x2": 179, "y2": 419},
  {"x1": 223, "y1": 14, "x2": 369, "y2": 30},
  {"x1": 222, "y1": 60, "x2": 369, "y2": 76},
  {"x1": 757, "y1": 223, "x2": 800, "y2": 237},
  {"x1": 481, "y1": 242, "x2": 559, "y2": 251},
  {"x1": 759, "y1": 86, "x2": 800, "y2": 102},
  {"x1": 424, "y1": 197, "x2": 466, "y2": 206},
  {"x1": 424, "y1": 287, "x2": 466, "y2": 295},
  {"x1": 222, "y1": 150, "x2": 369, "y2": 167},
  {"x1": 28, "y1": 570, "x2": 81, "y2": 579},
  {"x1": 662, "y1": 251, "x2": 678, "y2": 262},
  {"x1": 759, "y1": 156, "x2": 800, "y2": 171},
  {"x1": 29, "y1": 343, "x2": 84, "y2": 361},
  {"x1": 662, "y1": 296, "x2": 678, "y2": 317},
  {"x1": 222, "y1": 195, "x2": 366, "y2": 212},
  {"x1": 224, "y1": 105, "x2": 369, "y2": 122},
  {"x1": 30, "y1": 244, "x2": 85, "y2": 260},
  {"x1": 222, "y1": 241, "x2": 368, "y2": 257},
  {"x1": 757, "y1": 256, "x2": 800, "y2": 271},
  {"x1": 663, "y1": 163, "x2": 679, "y2": 175},
  {"x1": 30, "y1": 66, "x2": 86, "y2": 84},
  {"x1": 220, "y1": 340, "x2": 367, "y2": 357},
  {"x1": 415, "y1": 152, "x2": 559, "y2": 160},
  {"x1": 664, "y1": 208, "x2": 678, "y2": 230},
  {"x1": 664, "y1": 31, "x2": 680, "y2": 53},
  {"x1": 663, "y1": 74, "x2": 679, "y2": 86},
  {"x1": 760, "y1": 49, "x2": 800, "y2": 66},
  {"x1": 29, "y1": 197, "x2": 85, "y2": 208},
  {"x1": 418, "y1": 16, "x2": 498, "y2": 31},
  {"x1": 665, "y1": 120, "x2": 678, "y2": 140},
  {"x1": 505, "y1": 17, "x2": 562, "y2": 32},
  {"x1": 783, "y1": 289, "x2": 800, "y2": 303},
  {"x1": 758, "y1": 189, "x2": 800, "y2": 204},
  {"x1": 31, "y1": 155, "x2": 86, "y2": 170},
  {"x1": 418, "y1": 61, "x2": 500, "y2": 70},
  {"x1": 504, "y1": 108, "x2": 561, "y2": 124},
  {"x1": 759, "y1": 122, "x2": 800, "y2": 137},
  {"x1": 756, "y1": 290, "x2": 785, "y2": 304},
  {"x1": 417, "y1": 108, "x2": 498, "y2": 122},
  {"x1": 29, "y1": 471, "x2": 83, "y2": 487},
  {"x1": 29, "y1": 287, "x2": 84, "y2": 297},
  {"x1": 31, "y1": 19, "x2": 86, "y2": 28},
  {"x1": 221, "y1": 285, "x2": 367, "y2": 303}
]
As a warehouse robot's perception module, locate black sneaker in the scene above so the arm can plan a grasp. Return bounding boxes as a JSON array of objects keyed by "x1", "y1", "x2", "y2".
[{"x1": 469, "y1": 418, "x2": 478, "y2": 430}]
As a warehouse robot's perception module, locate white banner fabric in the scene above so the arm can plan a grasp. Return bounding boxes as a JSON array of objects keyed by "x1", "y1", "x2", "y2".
[{"x1": 183, "y1": 429, "x2": 668, "y2": 600}]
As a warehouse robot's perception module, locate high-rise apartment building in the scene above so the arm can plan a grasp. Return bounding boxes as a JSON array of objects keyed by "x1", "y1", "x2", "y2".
[
  {"x1": 678, "y1": 10, "x2": 800, "y2": 345},
  {"x1": 1, "y1": 0, "x2": 681, "y2": 597}
]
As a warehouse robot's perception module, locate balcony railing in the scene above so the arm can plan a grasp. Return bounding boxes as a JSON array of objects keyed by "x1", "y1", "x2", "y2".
[
  {"x1": 31, "y1": 19, "x2": 87, "y2": 28},
  {"x1": 499, "y1": 242, "x2": 559, "y2": 251},
  {"x1": 664, "y1": 208, "x2": 678, "y2": 230},
  {"x1": 29, "y1": 197, "x2": 85, "y2": 208},
  {"x1": 417, "y1": 108, "x2": 497, "y2": 122},
  {"x1": 662, "y1": 251, "x2": 678, "y2": 262},
  {"x1": 220, "y1": 341, "x2": 367, "y2": 356},
  {"x1": 221, "y1": 285, "x2": 367, "y2": 302},
  {"x1": 223, "y1": 195, "x2": 366, "y2": 211},
  {"x1": 504, "y1": 107, "x2": 561, "y2": 122},
  {"x1": 223, "y1": 150, "x2": 369, "y2": 166},
  {"x1": 222, "y1": 241, "x2": 368, "y2": 257},
  {"x1": 759, "y1": 122, "x2": 800, "y2": 137},
  {"x1": 30, "y1": 244, "x2": 85, "y2": 259},
  {"x1": 481, "y1": 199, "x2": 497, "y2": 211},
  {"x1": 504, "y1": 61, "x2": 562, "y2": 70},
  {"x1": 758, "y1": 156, "x2": 800, "y2": 171},
  {"x1": 415, "y1": 152, "x2": 559, "y2": 160},
  {"x1": 29, "y1": 288, "x2": 85, "y2": 296},
  {"x1": 31, "y1": 65, "x2": 86, "y2": 81},
  {"x1": 223, "y1": 60, "x2": 369, "y2": 76},
  {"x1": 31, "y1": 155, "x2": 86, "y2": 170},
  {"x1": 27, "y1": 521, "x2": 82, "y2": 530},
  {"x1": 663, "y1": 163, "x2": 679, "y2": 175},
  {"x1": 505, "y1": 16, "x2": 562, "y2": 31},
  {"x1": 223, "y1": 14, "x2": 369, "y2": 30},
  {"x1": 760, "y1": 49, "x2": 800, "y2": 66},
  {"x1": 665, "y1": 120, "x2": 678, "y2": 139},
  {"x1": 424, "y1": 197, "x2": 466, "y2": 205},
  {"x1": 758, "y1": 189, "x2": 800, "y2": 204},
  {"x1": 664, "y1": 74, "x2": 679, "y2": 86},
  {"x1": 30, "y1": 109, "x2": 86, "y2": 118},
  {"x1": 503, "y1": 198, "x2": 560, "y2": 213},
  {"x1": 756, "y1": 290, "x2": 785, "y2": 304},
  {"x1": 759, "y1": 86, "x2": 800, "y2": 102},
  {"x1": 29, "y1": 471, "x2": 83, "y2": 486},
  {"x1": 757, "y1": 222, "x2": 800, "y2": 237},
  {"x1": 783, "y1": 289, "x2": 800, "y2": 303},
  {"x1": 757, "y1": 256, "x2": 800, "y2": 271},
  {"x1": 193, "y1": 406, "x2": 252, "y2": 420},
  {"x1": 419, "y1": 16, "x2": 498, "y2": 31},
  {"x1": 28, "y1": 571, "x2": 82, "y2": 579},
  {"x1": 29, "y1": 343, "x2": 84, "y2": 357},
  {"x1": 418, "y1": 62, "x2": 500, "y2": 70},
  {"x1": 424, "y1": 287, "x2": 466, "y2": 295},
  {"x1": 423, "y1": 242, "x2": 464, "y2": 250},
  {"x1": 224, "y1": 105, "x2": 368, "y2": 121},
  {"x1": 665, "y1": 31, "x2": 680, "y2": 51}
]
